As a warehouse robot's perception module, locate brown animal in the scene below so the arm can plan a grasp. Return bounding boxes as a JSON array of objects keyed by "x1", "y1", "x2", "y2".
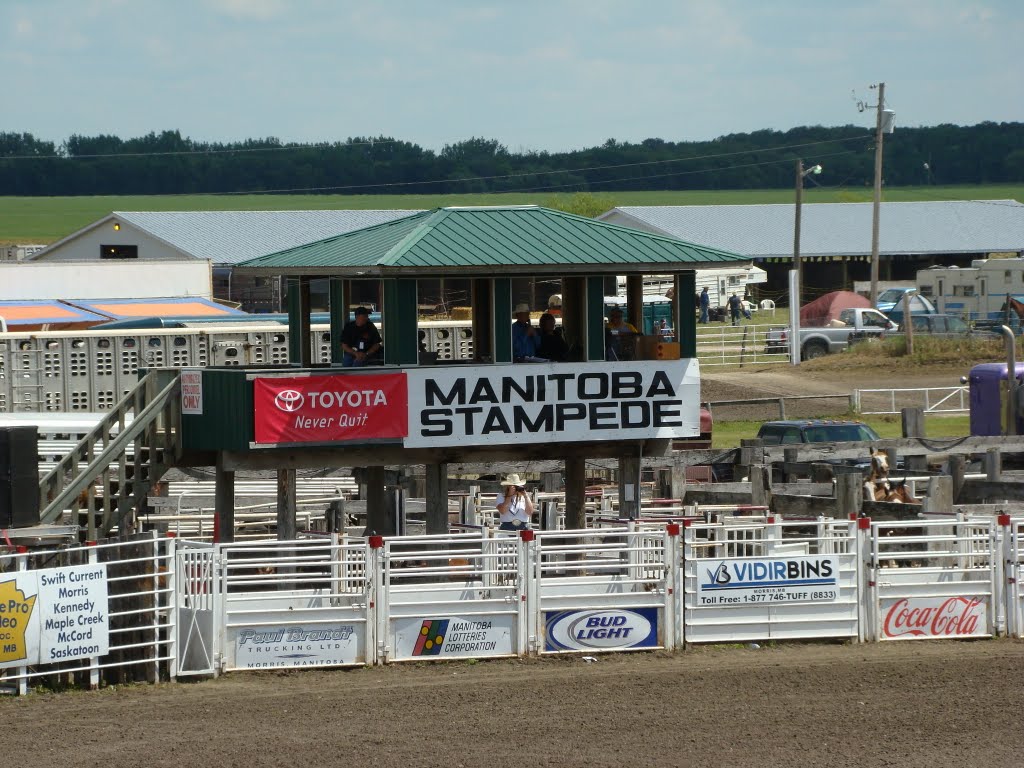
[{"x1": 863, "y1": 450, "x2": 919, "y2": 504}]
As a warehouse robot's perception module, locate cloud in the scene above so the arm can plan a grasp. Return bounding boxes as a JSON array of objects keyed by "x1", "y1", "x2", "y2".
[{"x1": 208, "y1": 0, "x2": 286, "y2": 21}]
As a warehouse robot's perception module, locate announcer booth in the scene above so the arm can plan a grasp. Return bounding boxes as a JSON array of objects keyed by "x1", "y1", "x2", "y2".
[{"x1": 176, "y1": 206, "x2": 748, "y2": 539}]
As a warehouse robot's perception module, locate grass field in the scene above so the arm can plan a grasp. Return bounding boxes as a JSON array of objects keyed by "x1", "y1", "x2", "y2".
[{"x1": 2, "y1": 184, "x2": 1022, "y2": 243}]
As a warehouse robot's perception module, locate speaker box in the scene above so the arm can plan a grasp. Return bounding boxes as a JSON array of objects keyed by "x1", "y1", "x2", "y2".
[{"x1": 0, "y1": 426, "x2": 41, "y2": 528}]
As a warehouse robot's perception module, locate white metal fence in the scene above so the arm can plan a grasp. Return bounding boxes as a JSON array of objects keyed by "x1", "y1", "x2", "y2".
[
  {"x1": 852, "y1": 386, "x2": 970, "y2": 415},
  {"x1": 696, "y1": 323, "x2": 789, "y2": 367},
  {"x1": 9, "y1": 516, "x2": 1024, "y2": 694}
]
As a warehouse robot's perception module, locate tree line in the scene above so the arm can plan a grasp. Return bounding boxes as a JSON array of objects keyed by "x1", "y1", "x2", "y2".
[{"x1": 1, "y1": 122, "x2": 1022, "y2": 197}]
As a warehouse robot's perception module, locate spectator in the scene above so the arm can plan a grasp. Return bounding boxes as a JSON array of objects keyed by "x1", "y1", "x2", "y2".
[
  {"x1": 699, "y1": 287, "x2": 710, "y2": 324},
  {"x1": 512, "y1": 303, "x2": 540, "y2": 361},
  {"x1": 340, "y1": 307, "x2": 382, "y2": 366},
  {"x1": 536, "y1": 312, "x2": 568, "y2": 361},
  {"x1": 606, "y1": 307, "x2": 639, "y2": 360},
  {"x1": 495, "y1": 473, "x2": 534, "y2": 531}
]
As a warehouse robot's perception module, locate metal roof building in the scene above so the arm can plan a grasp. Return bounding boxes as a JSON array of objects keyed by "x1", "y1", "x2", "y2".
[
  {"x1": 599, "y1": 200, "x2": 1024, "y2": 296},
  {"x1": 31, "y1": 209, "x2": 424, "y2": 265},
  {"x1": 29, "y1": 209, "x2": 424, "y2": 311},
  {"x1": 242, "y1": 205, "x2": 746, "y2": 275}
]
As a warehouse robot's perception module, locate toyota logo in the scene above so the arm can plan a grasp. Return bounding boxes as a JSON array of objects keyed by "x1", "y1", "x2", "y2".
[{"x1": 274, "y1": 389, "x2": 305, "y2": 412}]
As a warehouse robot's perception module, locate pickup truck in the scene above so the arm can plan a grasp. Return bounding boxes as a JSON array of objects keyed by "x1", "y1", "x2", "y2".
[{"x1": 765, "y1": 308, "x2": 896, "y2": 359}]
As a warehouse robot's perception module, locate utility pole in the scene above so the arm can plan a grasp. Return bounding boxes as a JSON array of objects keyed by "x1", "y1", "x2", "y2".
[
  {"x1": 793, "y1": 159, "x2": 804, "y2": 304},
  {"x1": 869, "y1": 81, "x2": 886, "y2": 306}
]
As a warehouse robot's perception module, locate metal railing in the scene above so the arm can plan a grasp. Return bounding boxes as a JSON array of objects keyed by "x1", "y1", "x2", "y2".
[
  {"x1": 852, "y1": 386, "x2": 969, "y2": 415},
  {"x1": 696, "y1": 323, "x2": 789, "y2": 367}
]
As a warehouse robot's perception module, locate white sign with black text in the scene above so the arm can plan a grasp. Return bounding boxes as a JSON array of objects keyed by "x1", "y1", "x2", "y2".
[
  {"x1": 404, "y1": 360, "x2": 700, "y2": 448},
  {"x1": 180, "y1": 370, "x2": 203, "y2": 415}
]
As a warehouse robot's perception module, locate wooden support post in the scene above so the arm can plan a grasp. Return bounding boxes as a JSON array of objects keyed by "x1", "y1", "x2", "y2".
[
  {"x1": 565, "y1": 457, "x2": 587, "y2": 529},
  {"x1": 778, "y1": 398, "x2": 787, "y2": 419},
  {"x1": 214, "y1": 455, "x2": 234, "y2": 544},
  {"x1": 836, "y1": 473, "x2": 863, "y2": 519},
  {"x1": 364, "y1": 466, "x2": 396, "y2": 536},
  {"x1": 783, "y1": 448, "x2": 799, "y2": 482},
  {"x1": 287, "y1": 276, "x2": 312, "y2": 367},
  {"x1": 618, "y1": 454, "x2": 642, "y2": 520},
  {"x1": 985, "y1": 448, "x2": 1002, "y2": 482},
  {"x1": 471, "y1": 278, "x2": 494, "y2": 362},
  {"x1": 750, "y1": 464, "x2": 770, "y2": 508},
  {"x1": 541, "y1": 472, "x2": 561, "y2": 494},
  {"x1": 739, "y1": 438, "x2": 763, "y2": 480},
  {"x1": 901, "y1": 407, "x2": 925, "y2": 438},
  {"x1": 425, "y1": 463, "x2": 449, "y2": 535},
  {"x1": 948, "y1": 454, "x2": 966, "y2": 503},
  {"x1": 923, "y1": 476, "x2": 953, "y2": 516},
  {"x1": 276, "y1": 468, "x2": 297, "y2": 541},
  {"x1": 669, "y1": 465, "x2": 687, "y2": 503},
  {"x1": 329, "y1": 277, "x2": 346, "y2": 365},
  {"x1": 884, "y1": 448, "x2": 900, "y2": 473}
]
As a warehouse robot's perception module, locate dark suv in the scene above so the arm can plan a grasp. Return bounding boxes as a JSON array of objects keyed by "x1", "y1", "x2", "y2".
[{"x1": 756, "y1": 419, "x2": 880, "y2": 445}]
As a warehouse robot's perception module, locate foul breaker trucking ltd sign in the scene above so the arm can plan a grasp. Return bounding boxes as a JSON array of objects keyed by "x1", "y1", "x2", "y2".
[
  {"x1": 696, "y1": 556, "x2": 840, "y2": 606},
  {"x1": 253, "y1": 374, "x2": 408, "y2": 444},
  {"x1": 404, "y1": 359, "x2": 699, "y2": 448}
]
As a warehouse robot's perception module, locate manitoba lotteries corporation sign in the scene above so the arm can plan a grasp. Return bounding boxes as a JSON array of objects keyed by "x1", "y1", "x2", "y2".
[{"x1": 249, "y1": 360, "x2": 700, "y2": 448}]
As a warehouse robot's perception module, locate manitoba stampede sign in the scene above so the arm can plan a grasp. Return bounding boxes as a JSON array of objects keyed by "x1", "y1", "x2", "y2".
[
  {"x1": 251, "y1": 360, "x2": 699, "y2": 449},
  {"x1": 404, "y1": 359, "x2": 699, "y2": 448}
]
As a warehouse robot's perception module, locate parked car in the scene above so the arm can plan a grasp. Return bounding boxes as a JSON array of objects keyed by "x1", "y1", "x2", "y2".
[
  {"x1": 851, "y1": 313, "x2": 980, "y2": 344},
  {"x1": 765, "y1": 308, "x2": 896, "y2": 360},
  {"x1": 756, "y1": 419, "x2": 881, "y2": 445}
]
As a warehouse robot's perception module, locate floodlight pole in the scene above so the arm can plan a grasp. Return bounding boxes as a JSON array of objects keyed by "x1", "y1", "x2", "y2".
[
  {"x1": 791, "y1": 159, "x2": 805, "y2": 366},
  {"x1": 869, "y1": 81, "x2": 886, "y2": 306}
]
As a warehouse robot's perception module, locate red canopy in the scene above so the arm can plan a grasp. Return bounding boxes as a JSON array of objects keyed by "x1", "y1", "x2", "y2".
[{"x1": 800, "y1": 291, "x2": 871, "y2": 327}]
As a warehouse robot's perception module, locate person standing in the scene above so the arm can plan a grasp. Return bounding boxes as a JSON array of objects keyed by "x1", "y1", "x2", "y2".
[
  {"x1": 340, "y1": 307, "x2": 382, "y2": 366},
  {"x1": 495, "y1": 473, "x2": 534, "y2": 531},
  {"x1": 699, "y1": 287, "x2": 710, "y2": 324},
  {"x1": 512, "y1": 303, "x2": 539, "y2": 361},
  {"x1": 728, "y1": 293, "x2": 742, "y2": 326},
  {"x1": 536, "y1": 312, "x2": 568, "y2": 361}
]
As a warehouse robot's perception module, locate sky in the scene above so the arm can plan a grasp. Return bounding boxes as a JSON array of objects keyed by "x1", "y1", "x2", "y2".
[{"x1": 3, "y1": 0, "x2": 1022, "y2": 153}]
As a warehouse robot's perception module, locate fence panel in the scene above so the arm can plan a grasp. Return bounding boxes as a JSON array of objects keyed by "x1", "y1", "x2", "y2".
[
  {"x1": 174, "y1": 539, "x2": 218, "y2": 676},
  {"x1": 683, "y1": 519, "x2": 862, "y2": 643},
  {"x1": 0, "y1": 532, "x2": 174, "y2": 694},
  {"x1": 1002, "y1": 519, "x2": 1024, "y2": 638},
  {"x1": 696, "y1": 324, "x2": 789, "y2": 367},
  {"x1": 533, "y1": 527, "x2": 678, "y2": 654},
  {"x1": 868, "y1": 519, "x2": 998, "y2": 641},
  {"x1": 218, "y1": 536, "x2": 372, "y2": 671},
  {"x1": 377, "y1": 531, "x2": 524, "y2": 663}
]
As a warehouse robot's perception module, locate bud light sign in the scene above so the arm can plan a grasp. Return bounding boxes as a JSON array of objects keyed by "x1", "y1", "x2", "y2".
[
  {"x1": 696, "y1": 556, "x2": 840, "y2": 605},
  {"x1": 544, "y1": 608, "x2": 658, "y2": 652}
]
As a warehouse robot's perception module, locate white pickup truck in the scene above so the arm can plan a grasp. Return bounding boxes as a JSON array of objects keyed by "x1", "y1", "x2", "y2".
[{"x1": 765, "y1": 307, "x2": 896, "y2": 359}]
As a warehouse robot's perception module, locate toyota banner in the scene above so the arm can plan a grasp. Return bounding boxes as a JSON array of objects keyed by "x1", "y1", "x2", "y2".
[{"x1": 253, "y1": 375, "x2": 409, "y2": 444}]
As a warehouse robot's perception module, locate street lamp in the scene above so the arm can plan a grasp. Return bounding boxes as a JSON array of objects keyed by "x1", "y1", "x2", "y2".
[{"x1": 790, "y1": 160, "x2": 822, "y2": 365}]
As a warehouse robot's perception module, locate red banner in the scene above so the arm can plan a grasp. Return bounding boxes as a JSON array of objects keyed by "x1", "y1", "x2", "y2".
[{"x1": 254, "y1": 374, "x2": 408, "y2": 444}]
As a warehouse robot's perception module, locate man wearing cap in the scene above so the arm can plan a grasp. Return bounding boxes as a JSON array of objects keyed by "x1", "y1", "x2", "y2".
[
  {"x1": 340, "y1": 307, "x2": 383, "y2": 367},
  {"x1": 495, "y1": 474, "x2": 534, "y2": 531},
  {"x1": 511, "y1": 303, "x2": 540, "y2": 362}
]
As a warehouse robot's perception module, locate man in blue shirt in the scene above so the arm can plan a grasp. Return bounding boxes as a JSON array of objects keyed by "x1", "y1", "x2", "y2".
[
  {"x1": 699, "y1": 287, "x2": 710, "y2": 324},
  {"x1": 512, "y1": 303, "x2": 539, "y2": 361}
]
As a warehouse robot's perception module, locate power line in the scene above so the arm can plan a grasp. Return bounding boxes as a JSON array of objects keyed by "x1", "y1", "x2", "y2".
[{"x1": 208, "y1": 136, "x2": 873, "y2": 196}]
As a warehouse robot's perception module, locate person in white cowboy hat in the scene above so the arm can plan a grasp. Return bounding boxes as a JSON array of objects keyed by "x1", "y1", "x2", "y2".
[
  {"x1": 511, "y1": 302, "x2": 539, "y2": 362},
  {"x1": 495, "y1": 473, "x2": 534, "y2": 531}
]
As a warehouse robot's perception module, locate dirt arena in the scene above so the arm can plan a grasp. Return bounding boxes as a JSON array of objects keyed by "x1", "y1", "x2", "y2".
[{"x1": 3, "y1": 640, "x2": 1023, "y2": 767}]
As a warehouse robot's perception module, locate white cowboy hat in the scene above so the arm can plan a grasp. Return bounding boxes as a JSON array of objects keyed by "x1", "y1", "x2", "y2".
[
  {"x1": 513, "y1": 303, "x2": 531, "y2": 315},
  {"x1": 502, "y1": 473, "x2": 526, "y2": 486}
]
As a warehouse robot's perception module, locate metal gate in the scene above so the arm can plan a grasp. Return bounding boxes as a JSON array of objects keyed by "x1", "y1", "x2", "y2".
[
  {"x1": 174, "y1": 539, "x2": 219, "y2": 677},
  {"x1": 375, "y1": 532, "x2": 524, "y2": 662},
  {"x1": 218, "y1": 536, "x2": 372, "y2": 671},
  {"x1": 532, "y1": 527, "x2": 679, "y2": 654},
  {"x1": 868, "y1": 519, "x2": 999, "y2": 641},
  {"x1": 683, "y1": 518, "x2": 862, "y2": 643}
]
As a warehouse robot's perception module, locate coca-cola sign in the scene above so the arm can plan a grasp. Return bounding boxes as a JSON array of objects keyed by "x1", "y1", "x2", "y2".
[{"x1": 881, "y1": 596, "x2": 988, "y2": 640}]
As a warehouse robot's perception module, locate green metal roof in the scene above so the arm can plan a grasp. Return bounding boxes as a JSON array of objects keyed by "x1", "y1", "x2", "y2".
[{"x1": 237, "y1": 205, "x2": 749, "y2": 276}]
